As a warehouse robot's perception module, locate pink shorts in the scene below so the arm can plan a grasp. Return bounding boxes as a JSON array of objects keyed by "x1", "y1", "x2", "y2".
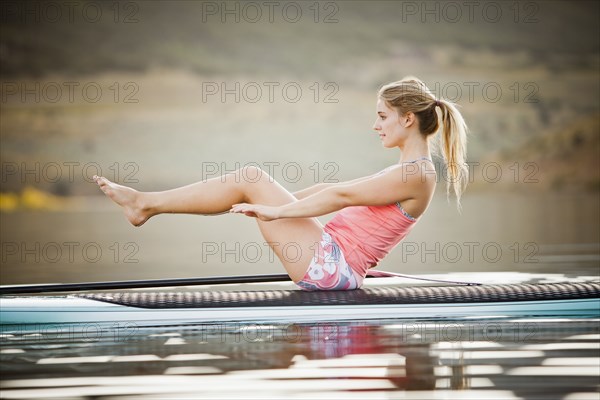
[{"x1": 295, "y1": 231, "x2": 363, "y2": 291}]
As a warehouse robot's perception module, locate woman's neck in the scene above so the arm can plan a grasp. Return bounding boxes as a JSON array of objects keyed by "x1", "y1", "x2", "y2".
[{"x1": 398, "y1": 135, "x2": 431, "y2": 163}]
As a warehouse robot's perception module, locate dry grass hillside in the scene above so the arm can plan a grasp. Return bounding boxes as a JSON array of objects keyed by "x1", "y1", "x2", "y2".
[{"x1": 0, "y1": 1, "x2": 598, "y2": 200}]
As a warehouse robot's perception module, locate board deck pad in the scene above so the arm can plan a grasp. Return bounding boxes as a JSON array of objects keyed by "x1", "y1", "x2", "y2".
[{"x1": 77, "y1": 282, "x2": 600, "y2": 309}]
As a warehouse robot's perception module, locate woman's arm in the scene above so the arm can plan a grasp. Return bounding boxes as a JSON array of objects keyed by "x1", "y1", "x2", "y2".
[
  {"x1": 292, "y1": 174, "x2": 377, "y2": 200},
  {"x1": 281, "y1": 186, "x2": 347, "y2": 218},
  {"x1": 231, "y1": 169, "x2": 410, "y2": 221},
  {"x1": 292, "y1": 183, "x2": 336, "y2": 200}
]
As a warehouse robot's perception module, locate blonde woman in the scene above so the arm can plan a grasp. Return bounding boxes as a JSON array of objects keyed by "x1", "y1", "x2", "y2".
[{"x1": 93, "y1": 76, "x2": 468, "y2": 291}]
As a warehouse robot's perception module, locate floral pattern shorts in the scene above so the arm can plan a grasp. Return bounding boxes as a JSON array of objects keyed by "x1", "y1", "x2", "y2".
[{"x1": 295, "y1": 231, "x2": 363, "y2": 291}]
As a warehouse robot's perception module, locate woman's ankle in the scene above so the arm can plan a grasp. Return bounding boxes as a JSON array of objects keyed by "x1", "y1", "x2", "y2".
[{"x1": 137, "y1": 192, "x2": 157, "y2": 217}]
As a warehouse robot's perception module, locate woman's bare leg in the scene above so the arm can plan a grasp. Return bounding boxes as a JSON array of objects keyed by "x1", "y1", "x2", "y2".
[
  {"x1": 93, "y1": 166, "x2": 324, "y2": 282},
  {"x1": 93, "y1": 168, "x2": 255, "y2": 225}
]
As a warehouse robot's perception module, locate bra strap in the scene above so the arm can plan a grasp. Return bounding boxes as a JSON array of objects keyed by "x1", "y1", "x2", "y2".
[{"x1": 404, "y1": 156, "x2": 433, "y2": 164}]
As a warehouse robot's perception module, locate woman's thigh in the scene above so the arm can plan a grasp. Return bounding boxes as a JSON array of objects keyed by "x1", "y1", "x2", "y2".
[{"x1": 241, "y1": 166, "x2": 324, "y2": 282}]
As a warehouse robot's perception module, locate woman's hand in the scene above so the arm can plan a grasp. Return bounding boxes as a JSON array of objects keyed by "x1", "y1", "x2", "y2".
[{"x1": 229, "y1": 203, "x2": 281, "y2": 221}]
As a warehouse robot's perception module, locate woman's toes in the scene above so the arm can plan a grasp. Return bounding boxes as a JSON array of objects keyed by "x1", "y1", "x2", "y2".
[{"x1": 96, "y1": 177, "x2": 108, "y2": 187}]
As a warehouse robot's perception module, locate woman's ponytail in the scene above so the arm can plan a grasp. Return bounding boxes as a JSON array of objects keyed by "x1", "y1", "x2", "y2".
[{"x1": 437, "y1": 99, "x2": 469, "y2": 209}]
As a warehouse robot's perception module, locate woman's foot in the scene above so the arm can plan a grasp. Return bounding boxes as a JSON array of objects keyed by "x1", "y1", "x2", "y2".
[{"x1": 92, "y1": 175, "x2": 151, "y2": 227}]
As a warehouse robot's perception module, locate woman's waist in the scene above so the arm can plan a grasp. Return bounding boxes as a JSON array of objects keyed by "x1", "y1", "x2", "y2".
[
  {"x1": 324, "y1": 221, "x2": 411, "y2": 252},
  {"x1": 323, "y1": 226, "x2": 395, "y2": 273}
]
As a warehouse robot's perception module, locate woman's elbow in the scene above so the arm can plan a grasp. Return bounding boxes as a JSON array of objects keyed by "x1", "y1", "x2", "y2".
[{"x1": 333, "y1": 186, "x2": 353, "y2": 208}]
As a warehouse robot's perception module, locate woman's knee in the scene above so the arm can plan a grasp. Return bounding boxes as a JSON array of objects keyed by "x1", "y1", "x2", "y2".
[
  {"x1": 235, "y1": 166, "x2": 273, "y2": 188},
  {"x1": 236, "y1": 166, "x2": 297, "y2": 206}
]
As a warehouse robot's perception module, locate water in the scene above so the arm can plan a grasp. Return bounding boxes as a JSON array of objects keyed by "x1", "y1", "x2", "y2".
[
  {"x1": 1, "y1": 318, "x2": 599, "y2": 398},
  {"x1": 1, "y1": 191, "x2": 598, "y2": 397},
  {"x1": 1, "y1": 191, "x2": 599, "y2": 284}
]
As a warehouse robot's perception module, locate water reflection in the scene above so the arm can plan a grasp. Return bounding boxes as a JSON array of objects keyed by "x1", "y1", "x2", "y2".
[{"x1": 1, "y1": 318, "x2": 599, "y2": 398}]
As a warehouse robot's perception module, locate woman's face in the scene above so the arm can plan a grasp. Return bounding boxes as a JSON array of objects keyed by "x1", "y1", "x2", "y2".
[{"x1": 373, "y1": 98, "x2": 409, "y2": 148}]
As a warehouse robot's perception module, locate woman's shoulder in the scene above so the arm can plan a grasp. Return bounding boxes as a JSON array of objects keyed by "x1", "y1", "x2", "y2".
[
  {"x1": 380, "y1": 160, "x2": 436, "y2": 177},
  {"x1": 384, "y1": 162, "x2": 437, "y2": 200}
]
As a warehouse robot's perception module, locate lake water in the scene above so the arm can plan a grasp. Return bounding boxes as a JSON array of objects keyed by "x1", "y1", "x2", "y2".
[
  {"x1": 1, "y1": 317, "x2": 598, "y2": 398},
  {"x1": 1, "y1": 190, "x2": 599, "y2": 398},
  {"x1": 1, "y1": 191, "x2": 598, "y2": 284}
]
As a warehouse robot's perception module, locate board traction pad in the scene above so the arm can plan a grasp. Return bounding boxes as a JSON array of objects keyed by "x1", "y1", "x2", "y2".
[{"x1": 78, "y1": 282, "x2": 600, "y2": 309}]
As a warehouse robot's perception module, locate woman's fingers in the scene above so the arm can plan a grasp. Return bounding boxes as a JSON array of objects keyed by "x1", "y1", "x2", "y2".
[
  {"x1": 231, "y1": 204, "x2": 277, "y2": 221},
  {"x1": 230, "y1": 203, "x2": 246, "y2": 212},
  {"x1": 230, "y1": 203, "x2": 257, "y2": 217}
]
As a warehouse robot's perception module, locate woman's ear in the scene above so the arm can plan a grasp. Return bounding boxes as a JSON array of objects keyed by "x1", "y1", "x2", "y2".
[{"x1": 403, "y1": 112, "x2": 416, "y2": 128}]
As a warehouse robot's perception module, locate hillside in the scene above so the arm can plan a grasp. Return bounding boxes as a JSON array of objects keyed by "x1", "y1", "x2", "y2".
[
  {"x1": 0, "y1": 1, "x2": 598, "y2": 197},
  {"x1": 472, "y1": 113, "x2": 600, "y2": 191},
  {"x1": 1, "y1": 1, "x2": 598, "y2": 79}
]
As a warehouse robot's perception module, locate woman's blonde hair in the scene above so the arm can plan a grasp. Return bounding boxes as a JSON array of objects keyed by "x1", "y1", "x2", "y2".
[{"x1": 378, "y1": 76, "x2": 469, "y2": 209}]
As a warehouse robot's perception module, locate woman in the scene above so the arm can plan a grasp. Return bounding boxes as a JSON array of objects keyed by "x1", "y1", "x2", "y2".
[{"x1": 93, "y1": 76, "x2": 468, "y2": 291}]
